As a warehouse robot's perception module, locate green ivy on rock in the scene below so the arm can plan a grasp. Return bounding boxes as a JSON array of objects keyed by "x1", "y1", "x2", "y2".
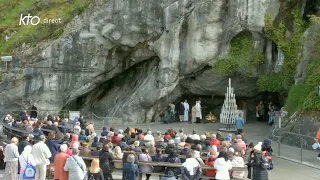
[{"x1": 212, "y1": 31, "x2": 264, "y2": 77}]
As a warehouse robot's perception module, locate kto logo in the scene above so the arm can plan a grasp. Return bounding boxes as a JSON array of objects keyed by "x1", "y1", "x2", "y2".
[{"x1": 19, "y1": 14, "x2": 40, "y2": 26}]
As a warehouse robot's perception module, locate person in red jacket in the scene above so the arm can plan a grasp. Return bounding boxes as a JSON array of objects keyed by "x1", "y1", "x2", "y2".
[
  {"x1": 209, "y1": 134, "x2": 221, "y2": 146},
  {"x1": 111, "y1": 133, "x2": 122, "y2": 144},
  {"x1": 205, "y1": 150, "x2": 217, "y2": 177}
]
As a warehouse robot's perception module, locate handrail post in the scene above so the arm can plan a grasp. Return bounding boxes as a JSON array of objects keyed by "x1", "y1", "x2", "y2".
[
  {"x1": 278, "y1": 131, "x2": 281, "y2": 156},
  {"x1": 300, "y1": 136, "x2": 303, "y2": 163}
]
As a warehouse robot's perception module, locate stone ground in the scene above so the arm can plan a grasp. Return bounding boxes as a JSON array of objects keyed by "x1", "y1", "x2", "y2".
[{"x1": 1, "y1": 121, "x2": 319, "y2": 179}]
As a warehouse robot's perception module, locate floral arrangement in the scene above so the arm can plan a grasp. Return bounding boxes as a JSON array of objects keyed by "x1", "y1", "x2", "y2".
[{"x1": 206, "y1": 113, "x2": 216, "y2": 123}]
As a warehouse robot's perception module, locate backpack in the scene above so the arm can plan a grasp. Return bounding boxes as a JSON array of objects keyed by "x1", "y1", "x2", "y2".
[
  {"x1": 260, "y1": 155, "x2": 269, "y2": 169},
  {"x1": 89, "y1": 174, "x2": 95, "y2": 180},
  {"x1": 23, "y1": 156, "x2": 36, "y2": 179}
]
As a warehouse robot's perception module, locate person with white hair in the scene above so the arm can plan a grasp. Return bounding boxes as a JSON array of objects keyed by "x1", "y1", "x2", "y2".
[
  {"x1": 231, "y1": 151, "x2": 245, "y2": 179},
  {"x1": 73, "y1": 122, "x2": 81, "y2": 135},
  {"x1": 133, "y1": 141, "x2": 142, "y2": 153},
  {"x1": 19, "y1": 145, "x2": 36, "y2": 179},
  {"x1": 118, "y1": 129, "x2": 124, "y2": 139},
  {"x1": 144, "y1": 130, "x2": 155, "y2": 146},
  {"x1": 3, "y1": 137, "x2": 19, "y2": 180},
  {"x1": 64, "y1": 148, "x2": 86, "y2": 180},
  {"x1": 54, "y1": 144, "x2": 70, "y2": 180},
  {"x1": 193, "y1": 150, "x2": 205, "y2": 165},
  {"x1": 32, "y1": 135, "x2": 52, "y2": 180}
]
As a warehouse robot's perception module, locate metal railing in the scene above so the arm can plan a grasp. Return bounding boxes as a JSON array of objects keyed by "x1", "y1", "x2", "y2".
[
  {"x1": 271, "y1": 129, "x2": 320, "y2": 169},
  {"x1": 0, "y1": 110, "x2": 123, "y2": 126}
]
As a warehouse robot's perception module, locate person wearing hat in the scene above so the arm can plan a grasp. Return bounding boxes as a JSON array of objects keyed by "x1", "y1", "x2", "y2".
[{"x1": 252, "y1": 142, "x2": 269, "y2": 180}]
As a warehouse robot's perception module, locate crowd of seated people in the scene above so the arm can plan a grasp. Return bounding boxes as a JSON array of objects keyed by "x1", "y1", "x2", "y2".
[{"x1": 0, "y1": 112, "x2": 269, "y2": 180}]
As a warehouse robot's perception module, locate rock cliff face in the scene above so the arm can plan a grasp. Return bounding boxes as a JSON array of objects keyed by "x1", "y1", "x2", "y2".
[{"x1": 0, "y1": 0, "x2": 281, "y2": 124}]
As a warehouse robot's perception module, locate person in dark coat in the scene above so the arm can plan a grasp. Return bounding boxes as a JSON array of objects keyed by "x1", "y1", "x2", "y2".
[
  {"x1": 165, "y1": 150, "x2": 181, "y2": 177},
  {"x1": 118, "y1": 138, "x2": 128, "y2": 150},
  {"x1": 152, "y1": 148, "x2": 166, "y2": 172},
  {"x1": 92, "y1": 136, "x2": 99, "y2": 147},
  {"x1": 179, "y1": 102, "x2": 185, "y2": 122},
  {"x1": 0, "y1": 145, "x2": 4, "y2": 169},
  {"x1": 180, "y1": 144, "x2": 192, "y2": 163},
  {"x1": 18, "y1": 135, "x2": 30, "y2": 154},
  {"x1": 156, "y1": 138, "x2": 167, "y2": 149},
  {"x1": 252, "y1": 143, "x2": 268, "y2": 180},
  {"x1": 30, "y1": 103, "x2": 38, "y2": 119},
  {"x1": 33, "y1": 125, "x2": 44, "y2": 140},
  {"x1": 246, "y1": 142, "x2": 255, "y2": 179},
  {"x1": 45, "y1": 133, "x2": 62, "y2": 163},
  {"x1": 99, "y1": 144, "x2": 113, "y2": 180},
  {"x1": 91, "y1": 145, "x2": 103, "y2": 156},
  {"x1": 261, "y1": 138, "x2": 273, "y2": 154}
]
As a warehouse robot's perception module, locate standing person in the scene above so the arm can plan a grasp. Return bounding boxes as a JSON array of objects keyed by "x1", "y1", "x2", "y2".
[
  {"x1": 257, "y1": 101, "x2": 265, "y2": 122},
  {"x1": 316, "y1": 128, "x2": 320, "y2": 160},
  {"x1": 195, "y1": 100, "x2": 202, "y2": 123},
  {"x1": 19, "y1": 145, "x2": 36, "y2": 180},
  {"x1": 214, "y1": 151, "x2": 233, "y2": 180},
  {"x1": 123, "y1": 154, "x2": 139, "y2": 180},
  {"x1": 30, "y1": 103, "x2": 38, "y2": 119},
  {"x1": 252, "y1": 142, "x2": 268, "y2": 180},
  {"x1": 87, "y1": 158, "x2": 104, "y2": 180},
  {"x1": 32, "y1": 135, "x2": 52, "y2": 180},
  {"x1": 191, "y1": 105, "x2": 197, "y2": 124},
  {"x1": 246, "y1": 142, "x2": 255, "y2": 179},
  {"x1": 235, "y1": 113, "x2": 245, "y2": 135},
  {"x1": 268, "y1": 107, "x2": 275, "y2": 126},
  {"x1": 18, "y1": 135, "x2": 31, "y2": 154},
  {"x1": 64, "y1": 149, "x2": 86, "y2": 180},
  {"x1": 169, "y1": 103, "x2": 176, "y2": 122},
  {"x1": 179, "y1": 102, "x2": 185, "y2": 122},
  {"x1": 54, "y1": 144, "x2": 70, "y2": 180},
  {"x1": 99, "y1": 144, "x2": 113, "y2": 180},
  {"x1": 183, "y1": 99, "x2": 189, "y2": 122},
  {"x1": 3, "y1": 137, "x2": 19, "y2": 180}
]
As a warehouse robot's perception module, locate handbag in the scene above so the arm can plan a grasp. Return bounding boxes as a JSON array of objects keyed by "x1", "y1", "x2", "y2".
[{"x1": 312, "y1": 143, "x2": 320, "y2": 150}]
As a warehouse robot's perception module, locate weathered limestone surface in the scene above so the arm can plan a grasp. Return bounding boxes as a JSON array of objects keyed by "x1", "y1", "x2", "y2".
[{"x1": 0, "y1": 0, "x2": 281, "y2": 124}]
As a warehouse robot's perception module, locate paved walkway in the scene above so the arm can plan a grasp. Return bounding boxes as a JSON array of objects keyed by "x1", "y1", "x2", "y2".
[{"x1": 1, "y1": 121, "x2": 319, "y2": 179}]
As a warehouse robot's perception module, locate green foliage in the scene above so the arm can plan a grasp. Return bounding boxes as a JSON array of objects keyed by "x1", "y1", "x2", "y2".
[
  {"x1": 303, "y1": 91, "x2": 320, "y2": 111},
  {"x1": 0, "y1": 0, "x2": 95, "y2": 55},
  {"x1": 284, "y1": 84, "x2": 311, "y2": 114},
  {"x1": 213, "y1": 31, "x2": 264, "y2": 76},
  {"x1": 263, "y1": 11, "x2": 307, "y2": 91},
  {"x1": 257, "y1": 73, "x2": 287, "y2": 92}
]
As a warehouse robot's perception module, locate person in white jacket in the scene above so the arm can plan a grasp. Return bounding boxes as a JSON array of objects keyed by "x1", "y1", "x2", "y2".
[
  {"x1": 195, "y1": 100, "x2": 202, "y2": 123},
  {"x1": 32, "y1": 135, "x2": 52, "y2": 180},
  {"x1": 144, "y1": 131, "x2": 155, "y2": 146},
  {"x1": 231, "y1": 152, "x2": 245, "y2": 178},
  {"x1": 19, "y1": 145, "x2": 36, "y2": 180},
  {"x1": 214, "y1": 151, "x2": 233, "y2": 180}
]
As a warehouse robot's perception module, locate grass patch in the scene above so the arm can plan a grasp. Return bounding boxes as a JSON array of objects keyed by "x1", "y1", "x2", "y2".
[
  {"x1": 284, "y1": 84, "x2": 311, "y2": 114},
  {"x1": 0, "y1": 0, "x2": 95, "y2": 55}
]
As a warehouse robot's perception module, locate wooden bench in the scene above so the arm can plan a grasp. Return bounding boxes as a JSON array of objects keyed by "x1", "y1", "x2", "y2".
[{"x1": 79, "y1": 156, "x2": 246, "y2": 180}]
